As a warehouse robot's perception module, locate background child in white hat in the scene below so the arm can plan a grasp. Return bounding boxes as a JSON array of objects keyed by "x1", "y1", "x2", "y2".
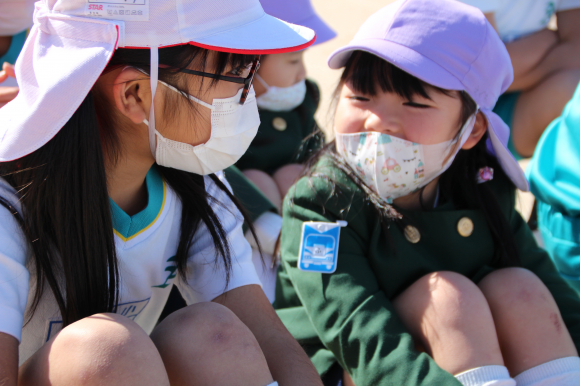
[
  {"x1": 274, "y1": 1, "x2": 580, "y2": 385},
  {"x1": 0, "y1": 0, "x2": 324, "y2": 385}
]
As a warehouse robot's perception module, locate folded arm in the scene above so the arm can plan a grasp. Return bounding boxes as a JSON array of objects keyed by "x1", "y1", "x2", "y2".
[{"x1": 484, "y1": 9, "x2": 580, "y2": 92}]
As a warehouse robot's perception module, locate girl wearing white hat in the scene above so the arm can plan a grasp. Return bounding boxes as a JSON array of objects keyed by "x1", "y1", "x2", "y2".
[{"x1": 0, "y1": 0, "x2": 323, "y2": 385}]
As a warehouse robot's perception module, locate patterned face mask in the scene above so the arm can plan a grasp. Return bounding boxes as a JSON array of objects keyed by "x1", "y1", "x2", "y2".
[{"x1": 335, "y1": 114, "x2": 477, "y2": 203}]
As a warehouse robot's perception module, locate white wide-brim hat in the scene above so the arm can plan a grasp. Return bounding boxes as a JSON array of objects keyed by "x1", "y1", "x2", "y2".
[{"x1": 0, "y1": 0, "x2": 316, "y2": 162}]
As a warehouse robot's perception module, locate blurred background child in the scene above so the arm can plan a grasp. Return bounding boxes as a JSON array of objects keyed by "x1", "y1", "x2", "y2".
[
  {"x1": 460, "y1": 0, "x2": 580, "y2": 159},
  {"x1": 528, "y1": 81, "x2": 580, "y2": 294},
  {"x1": 236, "y1": 0, "x2": 336, "y2": 211},
  {"x1": 0, "y1": 0, "x2": 34, "y2": 106}
]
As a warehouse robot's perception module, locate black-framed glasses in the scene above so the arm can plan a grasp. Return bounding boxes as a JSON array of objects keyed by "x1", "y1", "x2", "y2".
[{"x1": 160, "y1": 56, "x2": 261, "y2": 105}]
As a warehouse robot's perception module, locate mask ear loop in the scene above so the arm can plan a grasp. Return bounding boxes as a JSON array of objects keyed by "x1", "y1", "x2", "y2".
[
  {"x1": 255, "y1": 74, "x2": 270, "y2": 90},
  {"x1": 148, "y1": 47, "x2": 159, "y2": 158}
]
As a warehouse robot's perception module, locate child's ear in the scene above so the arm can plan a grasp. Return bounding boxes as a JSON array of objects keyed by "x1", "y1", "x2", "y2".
[
  {"x1": 112, "y1": 68, "x2": 152, "y2": 124},
  {"x1": 461, "y1": 111, "x2": 488, "y2": 150}
]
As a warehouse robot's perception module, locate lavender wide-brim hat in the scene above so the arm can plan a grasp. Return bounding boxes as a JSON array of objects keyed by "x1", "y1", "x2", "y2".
[
  {"x1": 260, "y1": 0, "x2": 336, "y2": 46},
  {"x1": 328, "y1": 0, "x2": 528, "y2": 192}
]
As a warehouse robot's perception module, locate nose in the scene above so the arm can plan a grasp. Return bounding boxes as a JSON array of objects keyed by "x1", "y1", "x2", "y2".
[{"x1": 364, "y1": 106, "x2": 404, "y2": 138}]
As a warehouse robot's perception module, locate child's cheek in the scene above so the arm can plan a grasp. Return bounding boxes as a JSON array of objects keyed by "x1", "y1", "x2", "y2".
[{"x1": 334, "y1": 111, "x2": 365, "y2": 135}]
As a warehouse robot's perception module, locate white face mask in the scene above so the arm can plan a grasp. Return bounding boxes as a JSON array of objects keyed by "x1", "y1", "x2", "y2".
[
  {"x1": 255, "y1": 74, "x2": 307, "y2": 112},
  {"x1": 144, "y1": 82, "x2": 260, "y2": 175},
  {"x1": 335, "y1": 114, "x2": 477, "y2": 203}
]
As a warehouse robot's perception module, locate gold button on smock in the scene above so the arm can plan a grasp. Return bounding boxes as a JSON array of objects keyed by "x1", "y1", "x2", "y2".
[
  {"x1": 272, "y1": 117, "x2": 288, "y2": 131},
  {"x1": 404, "y1": 225, "x2": 421, "y2": 244},
  {"x1": 457, "y1": 217, "x2": 474, "y2": 237}
]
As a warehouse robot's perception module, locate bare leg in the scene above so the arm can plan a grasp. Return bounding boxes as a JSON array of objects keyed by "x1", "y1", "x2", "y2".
[
  {"x1": 150, "y1": 302, "x2": 274, "y2": 386},
  {"x1": 18, "y1": 313, "x2": 170, "y2": 386},
  {"x1": 272, "y1": 164, "x2": 304, "y2": 199},
  {"x1": 243, "y1": 169, "x2": 282, "y2": 211},
  {"x1": 392, "y1": 271, "x2": 504, "y2": 375},
  {"x1": 478, "y1": 267, "x2": 578, "y2": 376},
  {"x1": 512, "y1": 69, "x2": 580, "y2": 158}
]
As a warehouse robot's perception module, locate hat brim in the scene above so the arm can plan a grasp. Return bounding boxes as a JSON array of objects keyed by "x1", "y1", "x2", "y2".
[
  {"x1": 328, "y1": 38, "x2": 463, "y2": 91},
  {"x1": 484, "y1": 110, "x2": 529, "y2": 191},
  {"x1": 295, "y1": 13, "x2": 336, "y2": 46},
  {"x1": 0, "y1": 16, "x2": 120, "y2": 162},
  {"x1": 187, "y1": 14, "x2": 316, "y2": 54}
]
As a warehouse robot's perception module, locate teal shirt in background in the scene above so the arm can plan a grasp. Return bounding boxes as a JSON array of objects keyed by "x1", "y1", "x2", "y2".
[
  {"x1": 0, "y1": 30, "x2": 27, "y2": 66},
  {"x1": 528, "y1": 81, "x2": 580, "y2": 293}
]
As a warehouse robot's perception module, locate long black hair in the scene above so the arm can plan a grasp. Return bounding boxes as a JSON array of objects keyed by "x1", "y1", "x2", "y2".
[
  {"x1": 0, "y1": 45, "x2": 259, "y2": 326},
  {"x1": 300, "y1": 51, "x2": 520, "y2": 268}
]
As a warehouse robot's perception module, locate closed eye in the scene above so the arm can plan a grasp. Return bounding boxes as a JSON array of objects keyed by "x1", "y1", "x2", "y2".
[
  {"x1": 348, "y1": 95, "x2": 370, "y2": 102},
  {"x1": 403, "y1": 101, "x2": 431, "y2": 108}
]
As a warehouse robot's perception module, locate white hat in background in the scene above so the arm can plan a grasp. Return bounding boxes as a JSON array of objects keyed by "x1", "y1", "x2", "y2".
[{"x1": 0, "y1": 0, "x2": 315, "y2": 161}]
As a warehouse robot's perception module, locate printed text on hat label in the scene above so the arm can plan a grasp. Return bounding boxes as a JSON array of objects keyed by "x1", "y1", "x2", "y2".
[{"x1": 86, "y1": 0, "x2": 149, "y2": 22}]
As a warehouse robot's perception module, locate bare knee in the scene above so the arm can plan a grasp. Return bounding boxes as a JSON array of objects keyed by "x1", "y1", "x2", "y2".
[
  {"x1": 151, "y1": 302, "x2": 272, "y2": 385},
  {"x1": 479, "y1": 268, "x2": 578, "y2": 374},
  {"x1": 394, "y1": 271, "x2": 491, "y2": 334},
  {"x1": 479, "y1": 268, "x2": 553, "y2": 312},
  {"x1": 152, "y1": 302, "x2": 250, "y2": 349},
  {"x1": 243, "y1": 169, "x2": 282, "y2": 209},
  {"x1": 393, "y1": 272, "x2": 503, "y2": 373},
  {"x1": 478, "y1": 268, "x2": 569, "y2": 333},
  {"x1": 272, "y1": 163, "x2": 304, "y2": 197},
  {"x1": 20, "y1": 313, "x2": 168, "y2": 386}
]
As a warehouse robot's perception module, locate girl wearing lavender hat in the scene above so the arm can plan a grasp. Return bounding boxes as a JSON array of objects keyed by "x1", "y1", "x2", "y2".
[{"x1": 274, "y1": 1, "x2": 580, "y2": 385}]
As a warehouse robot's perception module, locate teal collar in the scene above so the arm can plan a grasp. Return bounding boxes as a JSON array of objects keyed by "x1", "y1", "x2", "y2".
[{"x1": 110, "y1": 166, "x2": 166, "y2": 242}]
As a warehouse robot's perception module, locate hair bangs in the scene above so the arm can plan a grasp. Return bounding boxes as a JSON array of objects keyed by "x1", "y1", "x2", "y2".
[{"x1": 342, "y1": 51, "x2": 433, "y2": 101}]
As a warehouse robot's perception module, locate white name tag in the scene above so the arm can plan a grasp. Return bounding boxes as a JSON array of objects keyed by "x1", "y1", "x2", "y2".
[
  {"x1": 86, "y1": 0, "x2": 149, "y2": 21},
  {"x1": 298, "y1": 221, "x2": 347, "y2": 274}
]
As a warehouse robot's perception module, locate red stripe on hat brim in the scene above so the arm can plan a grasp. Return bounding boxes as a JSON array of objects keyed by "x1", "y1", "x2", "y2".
[{"x1": 123, "y1": 33, "x2": 316, "y2": 54}]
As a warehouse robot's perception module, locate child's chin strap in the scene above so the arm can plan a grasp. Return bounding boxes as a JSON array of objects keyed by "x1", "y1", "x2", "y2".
[{"x1": 148, "y1": 46, "x2": 159, "y2": 158}]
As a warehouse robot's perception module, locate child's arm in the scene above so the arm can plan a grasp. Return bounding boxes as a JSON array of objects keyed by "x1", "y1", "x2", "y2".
[
  {"x1": 505, "y1": 9, "x2": 580, "y2": 92},
  {"x1": 0, "y1": 333, "x2": 17, "y2": 386},
  {"x1": 279, "y1": 174, "x2": 462, "y2": 386},
  {"x1": 0, "y1": 63, "x2": 19, "y2": 108}
]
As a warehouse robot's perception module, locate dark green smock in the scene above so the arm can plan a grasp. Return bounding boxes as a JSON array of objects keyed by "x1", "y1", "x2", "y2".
[{"x1": 275, "y1": 156, "x2": 580, "y2": 386}]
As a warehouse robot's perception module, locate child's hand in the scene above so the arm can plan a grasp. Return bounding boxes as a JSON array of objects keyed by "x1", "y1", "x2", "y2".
[
  {"x1": 0, "y1": 62, "x2": 16, "y2": 83},
  {"x1": 0, "y1": 62, "x2": 19, "y2": 107}
]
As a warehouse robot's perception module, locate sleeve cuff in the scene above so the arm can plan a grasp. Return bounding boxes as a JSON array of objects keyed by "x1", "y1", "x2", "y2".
[
  {"x1": 0, "y1": 305, "x2": 24, "y2": 342},
  {"x1": 245, "y1": 212, "x2": 283, "y2": 256}
]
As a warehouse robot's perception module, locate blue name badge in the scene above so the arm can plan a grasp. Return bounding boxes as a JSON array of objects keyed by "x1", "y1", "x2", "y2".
[{"x1": 298, "y1": 221, "x2": 347, "y2": 274}]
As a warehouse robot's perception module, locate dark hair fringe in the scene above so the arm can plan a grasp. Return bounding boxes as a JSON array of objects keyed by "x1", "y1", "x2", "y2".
[
  {"x1": 0, "y1": 45, "x2": 261, "y2": 326},
  {"x1": 297, "y1": 50, "x2": 520, "y2": 267}
]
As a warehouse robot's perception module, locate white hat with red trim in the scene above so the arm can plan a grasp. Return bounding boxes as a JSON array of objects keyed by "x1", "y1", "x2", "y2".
[{"x1": 0, "y1": 0, "x2": 315, "y2": 162}]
